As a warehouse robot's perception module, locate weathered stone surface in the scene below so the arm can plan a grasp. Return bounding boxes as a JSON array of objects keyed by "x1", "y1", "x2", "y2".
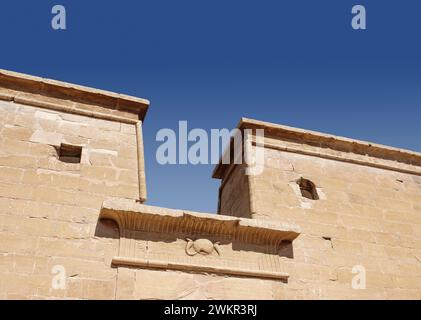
[
  {"x1": 214, "y1": 118, "x2": 421, "y2": 299},
  {"x1": 0, "y1": 72, "x2": 143, "y2": 299},
  {"x1": 1, "y1": 70, "x2": 420, "y2": 300}
]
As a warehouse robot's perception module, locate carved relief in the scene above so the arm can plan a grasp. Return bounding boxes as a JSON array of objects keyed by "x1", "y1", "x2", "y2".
[
  {"x1": 100, "y1": 198, "x2": 301, "y2": 281},
  {"x1": 185, "y1": 238, "x2": 221, "y2": 256}
]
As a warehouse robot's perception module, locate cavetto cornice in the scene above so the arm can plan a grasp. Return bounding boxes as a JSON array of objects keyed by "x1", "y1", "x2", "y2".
[
  {"x1": 100, "y1": 198, "x2": 300, "y2": 244},
  {"x1": 213, "y1": 118, "x2": 421, "y2": 179},
  {"x1": 0, "y1": 69, "x2": 149, "y2": 122},
  {"x1": 100, "y1": 198, "x2": 300, "y2": 280}
]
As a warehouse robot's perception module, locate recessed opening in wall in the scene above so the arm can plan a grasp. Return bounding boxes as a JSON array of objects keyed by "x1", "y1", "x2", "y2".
[
  {"x1": 297, "y1": 178, "x2": 319, "y2": 200},
  {"x1": 57, "y1": 144, "x2": 82, "y2": 163}
]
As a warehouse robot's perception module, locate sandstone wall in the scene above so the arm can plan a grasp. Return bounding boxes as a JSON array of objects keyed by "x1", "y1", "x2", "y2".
[
  {"x1": 0, "y1": 99, "x2": 294, "y2": 300},
  {"x1": 1, "y1": 75, "x2": 420, "y2": 300},
  {"x1": 218, "y1": 163, "x2": 251, "y2": 218},
  {"x1": 239, "y1": 143, "x2": 421, "y2": 299},
  {"x1": 0, "y1": 100, "x2": 140, "y2": 299},
  {"x1": 118, "y1": 268, "x2": 281, "y2": 300},
  {"x1": 99, "y1": 198, "x2": 299, "y2": 300}
]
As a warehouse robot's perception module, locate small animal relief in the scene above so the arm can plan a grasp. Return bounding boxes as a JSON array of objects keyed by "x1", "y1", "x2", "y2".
[{"x1": 185, "y1": 238, "x2": 221, "y2": 256}]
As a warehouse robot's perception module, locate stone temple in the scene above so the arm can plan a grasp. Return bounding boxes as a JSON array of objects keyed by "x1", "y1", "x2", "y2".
[{"x1": 0, "y1": 69, "x2": 420, "y2": 299}]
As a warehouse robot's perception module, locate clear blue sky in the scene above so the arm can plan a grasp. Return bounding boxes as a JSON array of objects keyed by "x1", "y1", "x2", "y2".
[{"x1": 1, "y1": 1, "x2": 420, "y2": 212}]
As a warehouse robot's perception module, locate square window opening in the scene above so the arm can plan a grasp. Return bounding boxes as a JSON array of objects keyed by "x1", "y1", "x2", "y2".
[{"x1": 58, "y1": 144, "x2": 82, "y2": 163}]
